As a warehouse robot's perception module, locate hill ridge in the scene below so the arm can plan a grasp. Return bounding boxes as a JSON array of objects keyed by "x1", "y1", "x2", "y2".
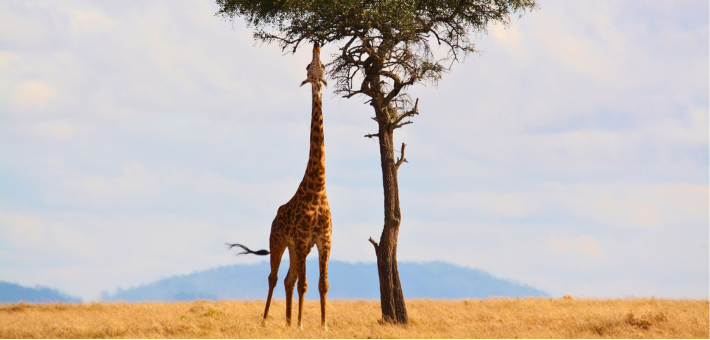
[
  {"x1": 102, "y1": 260, "x2": 548, "y2": 302},
  {"x1": 0, "y1": 281, "x2": 82, "y2": 303}
]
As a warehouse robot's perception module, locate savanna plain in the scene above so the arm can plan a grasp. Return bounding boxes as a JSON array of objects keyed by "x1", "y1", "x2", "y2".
[{"x1": 0, "y1": 298, "x2": 707, "y2": 338}]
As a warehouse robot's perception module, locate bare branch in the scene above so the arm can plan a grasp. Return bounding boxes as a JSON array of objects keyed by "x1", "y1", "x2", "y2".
[
  {"x1": 394, "y1": 121, "x2": 414, "y2": 130},
  {"x1": 368, "y1": 237, "x2": 379, "y2": 251},
  {"x1": 397, "y1": 97, "x2": 419, "y2": 118},
  {"x1": 365, "y1": 133, "x2": 378, "y2": 138},
  {"x1": 393, "y1": 98, "x2": 419, "y2": 128},
  {"x1": 340, "y1": 36, "x2": 366, "y2": 66},
  {"x1": 379, "y1": 70, "x2": 403, "y2": 86},
  {"x1": 344, "y1": 90, "x2": 365, "y2": 99},
  {"x1": 395, "y1": 143, "x2": 408, "y2": 170}
]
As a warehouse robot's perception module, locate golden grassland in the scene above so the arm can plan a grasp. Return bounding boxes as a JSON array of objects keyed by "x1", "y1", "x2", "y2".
[{"x1": 0, "y1": 298, "x2": 707, "y2": 338}]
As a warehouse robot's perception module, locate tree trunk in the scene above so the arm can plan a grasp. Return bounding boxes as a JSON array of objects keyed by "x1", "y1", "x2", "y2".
[{"x1": 372, "y1": 123, "x2": 408, "y2": 324}]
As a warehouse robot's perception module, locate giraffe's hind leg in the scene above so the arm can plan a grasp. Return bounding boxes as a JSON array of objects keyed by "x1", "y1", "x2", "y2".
[
  {"x1": 263, "y1": 240, "x2": 286, "y2": 323},
  {"x1": 317, "y1": 241, "x2": 331, "y2": 330},
  {"x1": 284, "y1": 246, "x2": 297, "y2": 326}
]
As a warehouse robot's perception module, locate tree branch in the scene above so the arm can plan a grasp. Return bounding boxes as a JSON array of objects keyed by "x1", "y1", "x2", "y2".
[
  {"x1": 344, "y1": 89, "x2": 365, "y2": 98},
  {"x1": 368, "y1": 237, "x2": 379, "y2": 251},
  {"x1": 394, "y1": 121, "x2": 414, "y2": 129},
  {"x1": 340, "y1": 36, "x2": 362, "y2": 65},
  {"x1": 393, "y1": 98, "x2": 419, "y2": 127},
  {"x1": 365, "y1": 133, "x2": 379, "y2": 138},
  {"x1": 395, "y1": 143, "x2": 408, "y2": 170}
]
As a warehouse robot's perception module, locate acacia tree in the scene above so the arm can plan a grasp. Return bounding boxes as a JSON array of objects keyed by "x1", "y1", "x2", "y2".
[{"x1": 216, "y1": 0, "x2": 537, "y2": 324}]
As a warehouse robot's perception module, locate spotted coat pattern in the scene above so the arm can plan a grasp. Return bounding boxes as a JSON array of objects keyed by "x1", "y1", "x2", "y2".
[{"x1": 262, "y1": 43, "x2": 332, "y2": 330}]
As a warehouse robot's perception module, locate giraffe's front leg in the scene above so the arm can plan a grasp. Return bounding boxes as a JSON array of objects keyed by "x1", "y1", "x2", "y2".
[
  {"x1": 284, "y1": 246, "x2": 297, "y2": 326},
  {"x1": 295, "y1": 249, "x2": 308, "y2": 330}
]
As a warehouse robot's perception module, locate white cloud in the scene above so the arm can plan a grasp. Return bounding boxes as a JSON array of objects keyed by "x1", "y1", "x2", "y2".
[
  {"x1": 530, "y1": 4, "x2": 617, "y2": 83},
  {"x1": 14, "y1": 81, "x2": 57, "y2": 108},
  {"x1": 555, "y1": 183, "x2": 708, "y2": 230},
  {"x1": 549, "y1": 235, "x2": 604, "y2": 258},
  {"x1": 490, "y1": 23, "x2": 525, "y2": 59},
  {"x1": 0, "y1": 211, "x2": 99, "y2": 263},
  {"x1": 406, "y1": 190, "x2": 540, "y2": 218},
  {"x1": 401, "y1": 182, "x2": 707, "y2": 231},
  {"x1": 48, "y1": 161, "x2": 159, "y2": 207},
  {"x1": 0, "y1": 2, "x2": 57, "y2": 48},
  {"x1": 70, "y1": 9, "x2": 114, "y2": 29},
  {"x1": 33, "y1": 121, "x2": 77, "y2": 139}
]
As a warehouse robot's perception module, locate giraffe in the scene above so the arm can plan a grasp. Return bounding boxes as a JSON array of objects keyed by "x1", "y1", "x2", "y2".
[{"x1": 229, "y1": 42, "x2": 332, "y2": 330}]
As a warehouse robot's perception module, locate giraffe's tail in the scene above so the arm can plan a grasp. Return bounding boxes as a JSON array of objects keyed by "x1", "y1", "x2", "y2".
[{"x1": 226, "y1": 243, "x2": 270, "y2": 256}]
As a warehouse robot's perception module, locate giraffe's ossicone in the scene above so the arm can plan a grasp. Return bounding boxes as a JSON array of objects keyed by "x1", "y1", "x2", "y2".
[{"x1": 228, "y1": 42, "x2": 332, "y2": 330}]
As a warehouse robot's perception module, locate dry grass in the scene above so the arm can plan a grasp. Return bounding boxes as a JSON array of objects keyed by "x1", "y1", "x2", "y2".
[{"x1": 0, "y1": 298, "x2": 707, "y2": 338}]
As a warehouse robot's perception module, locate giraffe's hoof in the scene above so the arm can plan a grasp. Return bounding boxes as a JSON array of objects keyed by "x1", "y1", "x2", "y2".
[
  {"x1": 322, "y1": 324, "x2": 328, "y2": 331},
  {"x1": 261, "y1": 319, "x2": 267, "y2": 327},
  {"x1": 298, "y1": 323, "x2": 303, "y2": 330}
]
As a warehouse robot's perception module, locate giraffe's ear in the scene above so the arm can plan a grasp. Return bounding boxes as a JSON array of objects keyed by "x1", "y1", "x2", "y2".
[
  {"x1": 321, "y1": 78, "x2": 328, "y2": 88},
  {"x1": 300, "y1": 79, "x2": 310, "y2": 87}
]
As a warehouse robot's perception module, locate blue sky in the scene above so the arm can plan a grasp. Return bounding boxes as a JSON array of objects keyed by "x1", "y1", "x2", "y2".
[{"x1": 0, "y1": 0, "x2": 707, "y2": 301}]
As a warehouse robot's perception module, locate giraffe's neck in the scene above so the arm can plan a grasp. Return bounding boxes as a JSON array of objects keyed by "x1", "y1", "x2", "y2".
[{"x1": 302, "y1": 81, "x2": 326, "y2": 192}]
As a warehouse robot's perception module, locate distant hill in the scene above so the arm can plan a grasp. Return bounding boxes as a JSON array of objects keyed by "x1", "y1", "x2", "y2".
[
  {"x1": 102, "y1": 261, "x2": 547, "y2": 302},
  {"x1": 0, "y1": 281, "x2": 82, "y2": 303}
]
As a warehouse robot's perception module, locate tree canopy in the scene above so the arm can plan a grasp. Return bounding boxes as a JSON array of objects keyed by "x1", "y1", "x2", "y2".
[{"x1": 216, "y1": 0, "x2": 537, "y2": 117}]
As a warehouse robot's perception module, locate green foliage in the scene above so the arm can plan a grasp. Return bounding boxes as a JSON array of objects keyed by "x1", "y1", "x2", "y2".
[{"x1": 217, "y1": 0, "x2": 537, "y2": 120}]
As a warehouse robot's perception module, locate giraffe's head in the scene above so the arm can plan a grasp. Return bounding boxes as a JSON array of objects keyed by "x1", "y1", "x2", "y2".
[{"x1": 300, "y1": 43, "x2": 328, "y2": 88}]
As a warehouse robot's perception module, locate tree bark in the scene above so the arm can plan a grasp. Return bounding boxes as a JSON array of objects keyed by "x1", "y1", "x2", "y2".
[{"x1": 370, "y1": 116, "x2": 408, "y2": 324}]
